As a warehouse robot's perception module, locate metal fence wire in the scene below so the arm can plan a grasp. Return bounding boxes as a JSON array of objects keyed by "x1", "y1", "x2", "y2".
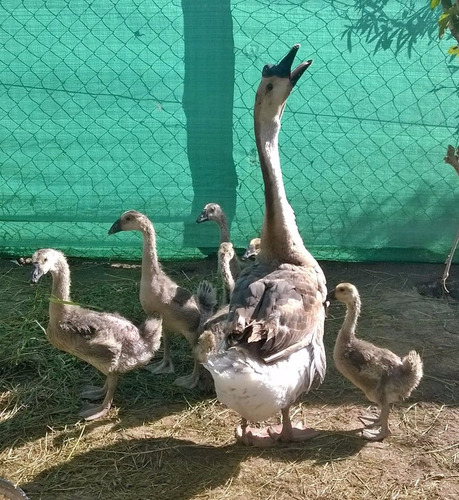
[{"x1": 0, "y1": 0, "x2": 458, "y2": 262}]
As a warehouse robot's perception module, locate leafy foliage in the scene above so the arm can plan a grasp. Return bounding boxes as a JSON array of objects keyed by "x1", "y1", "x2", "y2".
[{"x1": 430, "y1": 0, "x2": 459, "y2": 55}]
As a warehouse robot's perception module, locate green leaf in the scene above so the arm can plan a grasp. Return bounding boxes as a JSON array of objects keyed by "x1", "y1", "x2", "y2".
[
  {"x1": 447, "y1": 45, "x2": 459, "y2": 55},
  {"x1": 430, "y1": 0, "x2": 441, "y2": 9},
  {"x1": 438, "y1": 12, "x2": 451, "y2": 38}
]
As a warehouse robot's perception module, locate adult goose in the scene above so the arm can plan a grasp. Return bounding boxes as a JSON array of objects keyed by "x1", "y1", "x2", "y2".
[{"x1": 202, "y1": 45, "x2": 327, "y2": 446}]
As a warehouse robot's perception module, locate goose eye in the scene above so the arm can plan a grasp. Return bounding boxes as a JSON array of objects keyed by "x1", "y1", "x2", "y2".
[{"x1": 266, "y1": 83, "x2": 273, "y2": 91}]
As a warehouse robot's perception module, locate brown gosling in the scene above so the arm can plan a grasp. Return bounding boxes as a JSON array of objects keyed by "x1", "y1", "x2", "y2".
[
  {"x1": 30, "y1": 248, "x2": 162, "y2": 420},
  {"x1": 242, "y1": 237, "x2": 261, "y2": 260},
  {"x1": 196, "y1": 203, "x2": 241, "y2": 305},
  {"x1": 109, "y1": 211, "x2": 216, "y2": 389},
  {"x1": 328, "y1": 282, "x2": 423, "y2": 441}
]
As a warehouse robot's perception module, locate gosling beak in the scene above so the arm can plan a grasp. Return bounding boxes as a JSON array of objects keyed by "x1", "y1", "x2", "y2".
[
  {"x1": 30, "y1": 265, "x2": 44, "y2": 284},
  {"x1": 242, "y1": 247, "x2": 255, "y2": 260},
  {"x1": 326, "y1": 289, "x2": 336, "y2": 302},
  {"x1": 196, "y1": 209, "x2": 209, "y2": 224},
  {"x1": 262, "y1": 44, "x2": 313, "y2": 86},
  {"x1": 108, "y1": 219, "x2": 122, "y2": 235}
]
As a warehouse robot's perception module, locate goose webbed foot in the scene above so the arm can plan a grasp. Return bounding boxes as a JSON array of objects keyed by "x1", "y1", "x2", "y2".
[
  {"x1": 360, "y1": 426, "x2": 390, "y2": 441},
  {"x1": 235, "y1": 422, "x2": 276, "y2": 448},
  {"x1": 144, "y1": 358, "x2": 175, "y2": 375},
  {"x1": 173, "y1": 372, "x2": 199, "y2": 389},
  {"x1": 359, "y1": 413, "x2": 380, "y2": 427},
  {"x1": 78, "y1": 401, "x2": 112, "y2": 421},
  {"x1": 80, "y1": 384, "x2": 107, "y2": 401},
  {"x1": 78, "y1": 374, "x2": 117, "y2": 421},
  {"x1": 360, "y1": 405, "x2": 390, "y2": 440},
  {"x1": 268, "y1": 422, "x2": 319, "y2": 442},
  {"x1": 264, "y1": 408, "x2": 319, "y2": 443},
  {"x1": 173, "y1": 360, "x2": 200, "y2": 389}
]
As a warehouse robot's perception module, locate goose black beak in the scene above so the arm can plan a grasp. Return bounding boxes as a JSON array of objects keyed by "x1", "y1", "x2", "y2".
[
  {"x1": 242, "y1": 248, "x2": 255, "y2": 260},
  {"x1": 262, "y1": 44, "x2": 313, "y2": 86},
  {"x1": 290, "y1": 59, "x2": 313, "y2": 87},
  {"x1": 30, "y1": 265, "x2": 44, "y2": 284},
  {"x1": 326, "y1": 289, "x2": 336, "y2": 301},
  {"x1": 196, "y1": 210, "x2": 209, "y2": 224},
  {"x1": 108, "y1": 219, "x2": 122, "y2": 235}
]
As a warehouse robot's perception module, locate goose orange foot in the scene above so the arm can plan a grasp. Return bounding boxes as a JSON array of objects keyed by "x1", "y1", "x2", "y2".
[
  {"x1": 268, "y1": 422, "x2": 319, "y2": 442},
  {"x1": 235, "y1": 424, "x2": 276, "y2": 447}
]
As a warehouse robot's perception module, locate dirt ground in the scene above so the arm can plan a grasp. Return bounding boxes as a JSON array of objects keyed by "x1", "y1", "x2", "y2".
[{"x1": 0, "y1": 256, "x2": 457, "y2": 499}]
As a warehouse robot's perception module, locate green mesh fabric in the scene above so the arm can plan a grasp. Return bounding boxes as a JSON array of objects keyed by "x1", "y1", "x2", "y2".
[{"x1": 0, "y1": 1, "x2": 458, "y2": 262}]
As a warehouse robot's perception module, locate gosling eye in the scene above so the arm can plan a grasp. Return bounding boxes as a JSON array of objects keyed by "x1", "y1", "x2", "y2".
[{"x1": 266, "y1": 83, "x2": 273, "y2": 91}]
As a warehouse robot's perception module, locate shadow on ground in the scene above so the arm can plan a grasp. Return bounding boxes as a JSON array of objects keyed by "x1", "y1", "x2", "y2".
[{"x1": 22, "y1": 431, "x2": 366, "y2": 500}]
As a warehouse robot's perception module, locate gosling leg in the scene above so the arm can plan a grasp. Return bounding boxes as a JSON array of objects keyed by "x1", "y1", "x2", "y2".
[
  {"x1": 80, "y1": 379, "x2": 108, "y2": 400},
  {"x1": 78, "y1": 373, "x2": 118, "y2": 421},
  {"x1": 359, "y1": 413, "x2": 381, "y2": 427},
  {"x1": 144, "y1": 333, "x2": 175, "y2": 375},
  {"x1": 361, "y1": 403, "x2": 391, "y2": 441},
  {"x1": 173, "y1": 357, "x2": 200, "y2": 389},
  {"x1": 173, "y1": 331, "x2": 201, "y2": 389}
]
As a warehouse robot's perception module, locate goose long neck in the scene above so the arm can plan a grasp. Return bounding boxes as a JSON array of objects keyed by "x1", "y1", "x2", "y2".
[
  {"x1": 255, "y1": 113, "x2": 310, "y2": 265},
  {"x1": 338, "y1": 296, "x2": 361, "y2": 343},
  {"x1": 141, "y1": 220, "x2": 161, "y2": 278},
  {"x1": 50, "y1": 260, "x2": 71, "y2": 302},
  {"x1": 49, "y1": 259, "x2": 71, "y2": 317},
  {"x1": 218, "y1": 214, "x2": 230, "y2": 244}
]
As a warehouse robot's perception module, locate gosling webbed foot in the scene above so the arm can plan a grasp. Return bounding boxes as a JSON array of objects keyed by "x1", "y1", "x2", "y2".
[
  {"x1": 173, "y1": 372, "x2": 199, "y2": 389},
  {"x1": 360, "y1": 426, "x2": 390, "y2": 441},
  {"x1": 78, "y1": 402, "x2": 112, "y2": 421},
  {"x1": 144, "y1": 358, "x2": 175, "y2": 375},
  {"x1": 359, "y1": 413, "x2": 381, "y2": 427},
  {"x1": 80, "y1": 385, "x2": 107, "y2": 401}
]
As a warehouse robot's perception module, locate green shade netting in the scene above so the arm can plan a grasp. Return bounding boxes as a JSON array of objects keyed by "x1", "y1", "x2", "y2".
[{"x1": 0, "y1": 0, "x2": 458, "y2": 262}]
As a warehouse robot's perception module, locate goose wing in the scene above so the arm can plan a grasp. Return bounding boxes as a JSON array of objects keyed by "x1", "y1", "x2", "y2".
[
  {"x1": 62, "y1": 309, "x2": 139, "y2": 339},
  {"x1": 56, "y1": 309, "x2": 140, "y2": 360},
  {"x1": 226, "y1": 262, "x2": 326, "y2": 361}
]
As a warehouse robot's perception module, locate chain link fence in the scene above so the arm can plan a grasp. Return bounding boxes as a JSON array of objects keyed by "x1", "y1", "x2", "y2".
[{"x1": 0, "y1": 0, "x2": 457, "y2": 262}]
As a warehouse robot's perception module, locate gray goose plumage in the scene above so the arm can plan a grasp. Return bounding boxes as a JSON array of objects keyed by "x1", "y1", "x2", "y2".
[
  {"x1": 109, "y1": 211, "x2": 216, "y2": 389},
  {"x1": 30, "y1": 248, "x2": 162, "y2": 420},
  {"x1": 328, "y1": 282, "x2": 423, "y2": 440},
  {"x1": 202, "y1": 45, "x2": 327, "y2": 446}
]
